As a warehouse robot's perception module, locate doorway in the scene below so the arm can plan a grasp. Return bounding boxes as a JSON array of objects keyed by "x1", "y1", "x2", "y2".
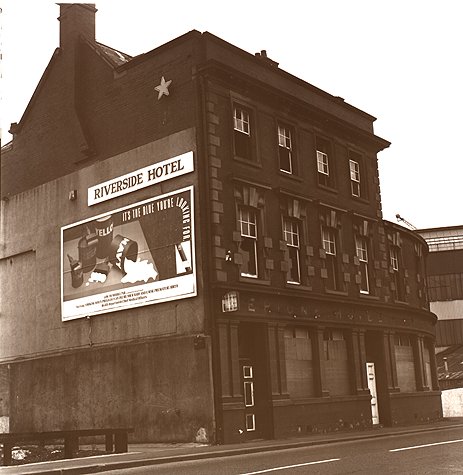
[
  {"x1": 366, "y1": 362, "x2": 380, "y2": 425},
  {"x1": 238, "y1": 323, "x2": 273, "y2": 439},
  {"x1": 365, "y1": 331, "x2": 391, "y2": 426}
]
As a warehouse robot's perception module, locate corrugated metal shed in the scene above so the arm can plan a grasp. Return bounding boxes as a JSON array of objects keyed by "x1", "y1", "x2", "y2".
[{"x1": 431, "y1": 300, "x2": 463, "y2": 320}]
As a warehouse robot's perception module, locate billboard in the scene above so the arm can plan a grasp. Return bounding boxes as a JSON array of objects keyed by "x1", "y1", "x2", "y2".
[{"x1": 61, "y1": 186, "x2": 196, "y2": 321}]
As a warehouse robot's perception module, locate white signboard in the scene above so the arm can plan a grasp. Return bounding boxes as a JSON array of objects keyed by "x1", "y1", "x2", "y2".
[
  {"x1": 88, "y1": 151, "x2": 194, "y2": 206},
  {"x1": 62, "y1": 186, "x2": 196, "y2": 321}
]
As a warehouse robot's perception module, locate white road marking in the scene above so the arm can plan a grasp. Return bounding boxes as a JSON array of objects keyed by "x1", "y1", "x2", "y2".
[
  {"x1": 390, "y1": 438, "x2": 463, "y2": 452},
  {"x1": 239, "y1": 458, "x2": 340, "y2": 474}
]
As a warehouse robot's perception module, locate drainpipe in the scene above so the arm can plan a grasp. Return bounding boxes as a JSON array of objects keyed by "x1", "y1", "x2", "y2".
[{"x1": 197, "y1": 57, "x2": 223, "y2": 443}]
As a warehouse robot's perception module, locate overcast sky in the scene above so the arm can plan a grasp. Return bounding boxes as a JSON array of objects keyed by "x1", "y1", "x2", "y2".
[{"x1": 1, "y1": 0, "x2": 462, "y2": 230}]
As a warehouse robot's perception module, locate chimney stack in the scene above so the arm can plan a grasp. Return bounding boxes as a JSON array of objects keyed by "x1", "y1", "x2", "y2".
[{"x1": 58, "y1": 3, "x2": 97, "y2": 49}]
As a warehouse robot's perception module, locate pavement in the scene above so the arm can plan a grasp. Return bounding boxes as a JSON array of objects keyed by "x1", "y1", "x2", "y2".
[{"x1": 2, "y1": 418, "x2": 463, "y2": 474}]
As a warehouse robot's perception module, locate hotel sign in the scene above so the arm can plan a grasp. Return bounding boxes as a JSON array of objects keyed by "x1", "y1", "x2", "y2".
[{"x1": 88, "y1": 151, "x2": 194, "y2": 206}]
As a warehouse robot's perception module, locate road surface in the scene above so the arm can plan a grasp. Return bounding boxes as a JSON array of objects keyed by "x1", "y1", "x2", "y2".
[{"x1": 104, "y1": 426, "x2": 463, "y2": 474}]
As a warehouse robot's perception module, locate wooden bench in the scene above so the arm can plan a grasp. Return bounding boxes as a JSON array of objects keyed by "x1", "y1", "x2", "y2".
[{"x1": 0, "y1": 428, "x2": 134, "y2": 466}]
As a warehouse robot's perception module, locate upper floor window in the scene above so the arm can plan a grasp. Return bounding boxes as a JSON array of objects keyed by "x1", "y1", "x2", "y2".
[
  {"x1": 390, "y1": 247, "x2": 399, "y2": 271},
  {"x1": 355, "y1": 235, "x2": 370, "y2": 294},
  {"x1": 322, "y1": 226, "x2": 336, "y2": 255},
  {"x1": 348, "y1": 150, "x2": 366, "y2": 198},
  {"x1": 238, "y1": 206, "x2": 259, "y2": 278},
  {"x1": 349, "y1": 159, "x2": 361, "y2": 197},
  {"x1": 233, "y1": 105, "x2": 253, "y2": 161},
  {"x1": 283, "y1": 217, "x2": 301, "y2": 284},
  {"x1": 317, "y1": 151, "x2": 329, "y2": 175},
  {"x1": 390, "y1": 245, "x2": 406, "y2": 301},
  {"x1": 322, "y1": 225, "x2": 342, "y2": 291},
  {"x1": 278, "y1": 124, "x2": 294, "y2": 174},
  {"x1": 316, "y1": 137, "x2": 335, "y2": 188}
]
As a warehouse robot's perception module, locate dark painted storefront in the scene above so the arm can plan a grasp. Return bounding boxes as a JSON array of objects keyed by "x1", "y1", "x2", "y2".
[{"x1": 215, "y1": 289, "x2": 440, "y2": 443}]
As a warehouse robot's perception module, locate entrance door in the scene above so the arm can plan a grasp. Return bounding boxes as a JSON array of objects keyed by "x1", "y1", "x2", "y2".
[
  {"x1": 366, "y1": 362, "x2": 380, "y2": 425},
  {"x1": 238, "y1": 323, "x2": 273, "y2": 439},
  {"x1": 241, "y1": 360, "x2": 256, "y2": 434}
]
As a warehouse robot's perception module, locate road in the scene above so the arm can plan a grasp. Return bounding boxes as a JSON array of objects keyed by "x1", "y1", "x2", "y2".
[{"x1": 104, "y1": 426, "x2": 463, "y2": 474}]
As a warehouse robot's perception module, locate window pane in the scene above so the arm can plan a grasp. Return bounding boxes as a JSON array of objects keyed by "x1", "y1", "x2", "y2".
[
  {"x1": 350, "y1": 160, "x2": 361, "y2": 196},
  {"x1": 278, "y1": 126, "x2": 291, "y2": 149},
  {"x1": 356, "y1": 236, "x2": 368, "y2": 262},
  {"x1": 243, "y1": 365, "x2": 253, "y2": 378},
  {"x1": 234, "y1": 107, "x2": 250, "y2": 134},
  {"x1": 279, "y1": 148, "x2": 292, "y2": 173},
  {"x1": 322, "y1": 227, "x2": 336, "y2": 255},
  {"x1": 244, "y1": 381, "x2": 254, "y2": 407},
  {"x1": 279, "y1": 125, "x2": 293, "y2": 173},
  {"x1": 351, "y1": 181, "x2": 361, "y2": 197},
  {"x1": 288, "y1": 247, "x2": 301, "y2": 283},
  {"x1": 349, "y1": 160, "x2": 360, "y2": 181},
  {"x1": 246, "y1": 413, "x2": 256, "y2": 431},
  {"x1": 317, "y1": 151, "x2": 329, "y2": 175},
  {"x1": 360, "y1": 261, "x2": 369, "y2": 293},
  {"x1": 234, "y1": 130, "x2": 252, "y2": 159},
  {"x1": 239, "y1": 207, "x2": 258, "y2": 277},
  {"x1": 239, "y1": 208, "x2": 257, "y2": 237},
  {"x1": 241, "y1": 237, "x2": 258, "y2": 277},
  {"x1": 284, "y1": 218, "x2": 301, "y2": 283},
  {"x1": 391, "y1": 248, "x2": 399, "y2": 270}
]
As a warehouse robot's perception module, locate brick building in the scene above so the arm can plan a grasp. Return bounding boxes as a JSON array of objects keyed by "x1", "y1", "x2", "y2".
[{"x1": 0, "y1": 4, "x2": 442, "y2": 443}]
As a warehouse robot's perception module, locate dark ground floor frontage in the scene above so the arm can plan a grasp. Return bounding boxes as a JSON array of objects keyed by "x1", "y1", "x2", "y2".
[{"x1": 214, "y1": 289, "x2": 442, "y2": 444}]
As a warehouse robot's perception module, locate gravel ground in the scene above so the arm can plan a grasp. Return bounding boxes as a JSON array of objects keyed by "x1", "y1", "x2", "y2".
[{"x1": 1, "y1": 445, "x2": 108, "y2": 465}]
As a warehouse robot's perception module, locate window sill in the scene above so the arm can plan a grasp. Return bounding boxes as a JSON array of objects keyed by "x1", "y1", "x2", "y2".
[
  {"x1": 351, "y1": 195, "x2": 370, "y2": 205},
  {"x1": 278, "y1": 172, "x2": 303, "y2": 183},
  {"x1": 233, "y1": 156, "x2": 262, "y2": 169},
  {"x1": 239, "y1": 276, "x2": 271, "y2": 286},
  {"x1": 359, "y1": 293, "x2": 380, "y2": 301},
  {"x1": 281, "y1": 394, "x2": 369, "y2": 405},
  {"x1": 285, "y1": 283, "x2": 313, "y2": 292},
  {"x1": 324, "y1": 289, "x2": 348, "y2": 297}
]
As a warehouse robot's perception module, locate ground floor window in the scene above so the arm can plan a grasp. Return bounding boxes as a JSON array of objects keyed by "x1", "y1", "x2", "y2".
[
  {"x1": 423, "y1": 343, "x2": 433, "y2": 389},
  {"x1": 394, "y1": 334, "x2": 417, "y2": 392},
  {"x1": 323, "y1": 329, "x2": 350, "y2": 396},
  {"x1": 284, "y1": 327, "x2": 315, "y2": 398}
]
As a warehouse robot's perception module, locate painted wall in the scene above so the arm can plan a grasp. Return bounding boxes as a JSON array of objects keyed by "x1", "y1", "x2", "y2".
[
  {"x1": 441, "y1": 388, "x2": 463, "y2": 417},
  {"x1": 9, "y1": 336, "x2": 214, "y2": 442},
  {"x1": 0, "y1": 129, "x2": 203, "y2": 360},
  {"x1": 0, "y1": 129, "x2": 215, "y2": 440}
]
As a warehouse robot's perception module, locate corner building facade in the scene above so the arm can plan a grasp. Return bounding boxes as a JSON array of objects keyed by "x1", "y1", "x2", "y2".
[{"x1": 0, "y1": 4, "x2": 441, "y2": 443}]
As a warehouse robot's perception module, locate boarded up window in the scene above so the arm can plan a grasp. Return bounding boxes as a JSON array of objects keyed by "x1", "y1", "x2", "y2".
[
  {"x1": 394, "y1": 334, "x2": 417, "y2": 392},
  {"x1": 324, "y1": 329, "x2": 350, "y2": 396},
  {"x1": 284, "y1": 328, "x2": 314, "y2": 398},
  {"x1": 423, "y1": 344, "x2": 433, "y2": 389}
]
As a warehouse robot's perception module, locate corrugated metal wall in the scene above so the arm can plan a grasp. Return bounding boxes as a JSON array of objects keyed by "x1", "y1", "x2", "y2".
[{"x1": 437, "y1": 320, "x2": 463, "y2": 346}]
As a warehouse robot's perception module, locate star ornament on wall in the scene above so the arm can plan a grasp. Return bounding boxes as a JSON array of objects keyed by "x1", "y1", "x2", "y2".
[{"x1": 155, "y1": 76, "x2": 172, "y2": 100}]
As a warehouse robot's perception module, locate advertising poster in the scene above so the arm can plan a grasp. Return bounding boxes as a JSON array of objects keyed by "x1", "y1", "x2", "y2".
[{"x1": 61, "y1": 186, "x2": 196, "y2": 321}]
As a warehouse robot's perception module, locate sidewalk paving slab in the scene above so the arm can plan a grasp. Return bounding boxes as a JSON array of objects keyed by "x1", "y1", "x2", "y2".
[{"x1": 2, "y1": 418, "x2": 463, "y2": 475}]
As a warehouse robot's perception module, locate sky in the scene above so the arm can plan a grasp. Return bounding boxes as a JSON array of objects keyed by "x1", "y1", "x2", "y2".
[{"x1": 1, "y1": 0, "x2": 462, "y2": 230}]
